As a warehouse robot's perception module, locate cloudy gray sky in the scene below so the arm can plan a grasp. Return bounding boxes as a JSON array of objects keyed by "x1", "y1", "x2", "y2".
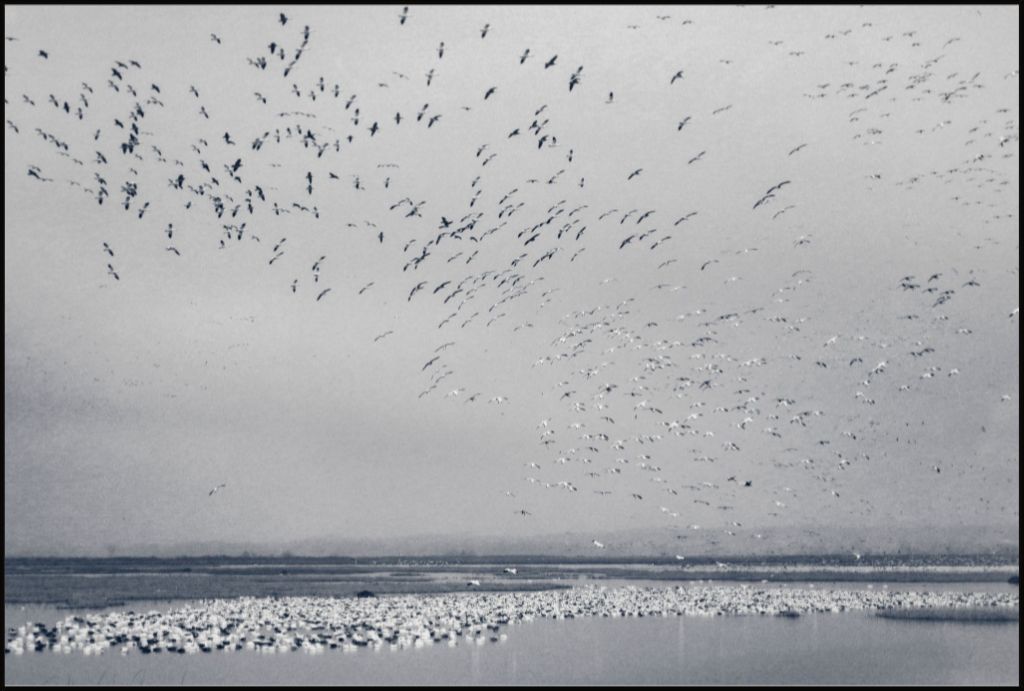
[{"x1": 4, "y1": 5, "x2": 1019, "y2": 556}]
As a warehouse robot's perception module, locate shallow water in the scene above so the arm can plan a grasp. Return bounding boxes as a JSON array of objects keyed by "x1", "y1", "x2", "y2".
[{"x1": 5, "y1": 587, "x2": 1018, "y2": 685}]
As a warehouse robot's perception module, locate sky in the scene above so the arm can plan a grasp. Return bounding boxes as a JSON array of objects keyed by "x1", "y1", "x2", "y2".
[{"x1": 3, "y1": 5, "x2": 1019, "y2": 557}]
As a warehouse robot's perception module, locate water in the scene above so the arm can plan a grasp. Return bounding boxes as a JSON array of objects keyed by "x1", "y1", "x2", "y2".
[{"x1": 4, "y1": 590, "x2": 1018, "y2": 685}]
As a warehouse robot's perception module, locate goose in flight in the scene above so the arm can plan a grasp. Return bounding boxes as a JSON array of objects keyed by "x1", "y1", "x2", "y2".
[
  {"x1": 409, "y1": 281, "x2": 427, "y2": 300},
  {"x1": 208, "y1": 483, "x2": 226, "y2": 497}
]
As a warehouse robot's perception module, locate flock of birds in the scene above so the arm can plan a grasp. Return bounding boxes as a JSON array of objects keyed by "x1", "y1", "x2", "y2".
[
  {"x1": 5, "y1": 6, "x2": 1019, "y2": 553},
  {"x1": 6, "y1": 586, "x2": 1017, "y2": 658}
]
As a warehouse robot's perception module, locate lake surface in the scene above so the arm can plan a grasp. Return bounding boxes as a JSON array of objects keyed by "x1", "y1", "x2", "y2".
[{"x1": 5, "y1": 588, "x2": 1018, "y2": 685}]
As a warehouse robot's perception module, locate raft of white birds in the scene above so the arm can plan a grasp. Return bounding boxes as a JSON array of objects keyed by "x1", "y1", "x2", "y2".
[{"x1": 6, "y1": 586, "x2": 1017, "y2": 657}]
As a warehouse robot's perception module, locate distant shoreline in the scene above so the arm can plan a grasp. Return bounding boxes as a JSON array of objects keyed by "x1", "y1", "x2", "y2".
[
  {"x1": 5, "y1": 552, "x2": 1019, "y2": 566},
  {"x1": 5, "y1": 556, "x2": 1018, "y2": 609}
]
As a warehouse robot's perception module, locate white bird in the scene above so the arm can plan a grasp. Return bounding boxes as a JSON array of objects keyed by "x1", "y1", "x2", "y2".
[{"x1": 592, "y1": 540, "x2": 606, "y2": 549}]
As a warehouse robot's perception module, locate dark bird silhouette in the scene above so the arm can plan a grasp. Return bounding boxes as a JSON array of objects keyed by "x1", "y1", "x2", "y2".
[
  {"x1": 316, "y1": 288, "x2": 332, "y2": 302},
  {"x1": 671, "y1": 69, "x2": 685, "y2": 84},
  {"x1": 544, "y1": 55, "x2": 558, "y2": 69},
  {"x1": 409, "y1": 281, "x2": 427, "y2": 300}
]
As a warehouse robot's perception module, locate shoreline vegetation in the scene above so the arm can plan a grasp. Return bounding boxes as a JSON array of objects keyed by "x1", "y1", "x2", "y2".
[
  {"x1": 4, "y1": 555, "x2": 1018, "y2": 609},
  {"x1": 875, "y1": 607, "x2": 1019, "y2": 623}
]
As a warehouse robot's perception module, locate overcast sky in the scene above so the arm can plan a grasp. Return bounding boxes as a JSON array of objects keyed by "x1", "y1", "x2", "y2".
[{"x1": 4, "y1": 5, "x2": 1019, "y2": 556}]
